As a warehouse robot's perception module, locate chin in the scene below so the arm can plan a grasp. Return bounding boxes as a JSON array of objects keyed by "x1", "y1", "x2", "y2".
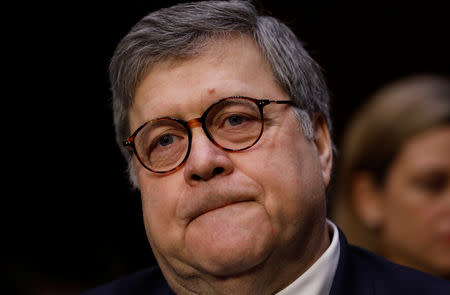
[
  {"x1": 194, "y1": 245, "x2": 272, "y2": 277},
  {"x1": 183, "y1": 201, "x2": 277, "y2": 277}
]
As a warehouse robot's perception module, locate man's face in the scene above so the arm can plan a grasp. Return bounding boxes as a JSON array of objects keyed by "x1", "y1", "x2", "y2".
[{"x1": 129, "y1": 37, "x2": 332, "y2": 280}]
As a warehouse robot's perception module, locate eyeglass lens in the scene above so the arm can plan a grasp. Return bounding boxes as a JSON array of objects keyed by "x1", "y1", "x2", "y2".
[{"x1": 133, "y1": 97, "x2": 263, "y2": 172}]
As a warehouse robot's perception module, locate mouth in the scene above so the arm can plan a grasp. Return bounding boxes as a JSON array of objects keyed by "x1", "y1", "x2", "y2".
[
  {"x1": 183, "y1": 194, "x2": 255, "y2": 223},
  {"x1": 202, "y1": 200, "x2": 252, "y2": 214}
]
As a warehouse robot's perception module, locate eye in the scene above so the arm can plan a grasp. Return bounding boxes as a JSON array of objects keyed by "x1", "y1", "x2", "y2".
[
  {"x1": 221, "y1": 113, "x2": 259, "y2": 129},
  {"x1": 158, "y1": 134, "x2": 175, "y2": 146},
  {"x1": 226, "y1": 115, "x2": 245, "y2": 126},
  {"x1": 418, "y1": 174, "x2": 447, "y2": 195},
  {"x1": 410, "y1": 170, "x2": 448, "y2": 198},
  {"x1": 149, "y1": 133, "x2": 182, "y2": 151}
]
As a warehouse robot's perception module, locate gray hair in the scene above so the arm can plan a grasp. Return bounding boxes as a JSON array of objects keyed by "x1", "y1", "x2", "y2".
[{"x1": 109, "y1": 0, "x2": 332, "y2": 185}]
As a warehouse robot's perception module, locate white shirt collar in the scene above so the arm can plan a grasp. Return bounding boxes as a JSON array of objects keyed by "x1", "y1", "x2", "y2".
[{"x1": 276, "y1": 219, "x2": 340, "y2": 295}]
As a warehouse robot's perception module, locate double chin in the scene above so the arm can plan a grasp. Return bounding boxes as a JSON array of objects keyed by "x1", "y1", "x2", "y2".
[{"x1": 184, "y1": 201, "x2": 275, "y2": 276}]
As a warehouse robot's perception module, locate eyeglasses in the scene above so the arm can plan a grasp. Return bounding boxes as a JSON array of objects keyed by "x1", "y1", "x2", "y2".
[{"x1": 123, "y1": 96, "x2": 294, "y2": 174}]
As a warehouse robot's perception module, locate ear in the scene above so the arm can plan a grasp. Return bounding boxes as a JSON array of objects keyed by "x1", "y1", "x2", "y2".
[
  {"x1": 350, "y1": 172, "x2": 385, "y2": 229},
  {"x1": 313, "y1": 114, "x2": 333, "y2": 187}
]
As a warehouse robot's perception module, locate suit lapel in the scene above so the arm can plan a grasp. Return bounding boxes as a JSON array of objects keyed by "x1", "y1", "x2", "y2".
[{"x1": 329, "y1": 228, "x2": 374, "y2": 295}]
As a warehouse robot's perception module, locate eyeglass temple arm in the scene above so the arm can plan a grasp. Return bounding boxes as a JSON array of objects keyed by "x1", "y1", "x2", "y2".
[
  {"x1": 273, "y1": 100, "x2": 294, "y2": 105},
  {"x1": 259, "y1": 99, "x2": 295, "y2": 106},
  {"x1": 123, "y1": 136, "x2": 135, "y2": 147}
]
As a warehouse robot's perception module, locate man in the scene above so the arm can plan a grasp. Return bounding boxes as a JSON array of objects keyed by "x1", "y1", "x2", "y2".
[{"x1": 81, "y1": 1, "x2": 450, "y2": 294}]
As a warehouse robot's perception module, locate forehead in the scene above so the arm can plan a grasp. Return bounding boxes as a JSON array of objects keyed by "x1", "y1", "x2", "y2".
[
  {"x1": 394, "y1": 126, "x2": 450, "y2": 172},
  {"x1": 129, "y1": 36, "x2": 285, "y2": 130}
]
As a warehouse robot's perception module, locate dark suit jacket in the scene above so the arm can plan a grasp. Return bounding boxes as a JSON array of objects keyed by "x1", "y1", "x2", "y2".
[{"x1": 79, "y1": 230, "x2": 450, "y2": 294}]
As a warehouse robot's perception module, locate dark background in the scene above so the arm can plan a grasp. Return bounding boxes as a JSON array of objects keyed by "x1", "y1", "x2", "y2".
[{"x1": 6, "y1": 1, "x2": 449, "y2": 294}]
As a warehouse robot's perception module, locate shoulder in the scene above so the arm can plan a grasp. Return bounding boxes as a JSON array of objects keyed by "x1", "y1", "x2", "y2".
[
  {"x1": 78, "y1": 266, "x2": 174, "y2": 295},
  {"x1": 348, "y1": 244, "x2": 449, "y2": 293},
  {"x1": 332, "y1": 227, "x2": 450, "y2": 295}
]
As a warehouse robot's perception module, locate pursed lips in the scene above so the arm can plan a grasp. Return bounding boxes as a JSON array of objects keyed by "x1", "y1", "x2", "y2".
[{"x1": 179, "y1": 191, "x2": 257, "y2": 224}]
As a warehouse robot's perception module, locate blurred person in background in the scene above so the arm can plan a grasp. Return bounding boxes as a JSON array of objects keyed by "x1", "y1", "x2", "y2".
[{"x1": 330, "y1": 74, "x2": 450, "y2": 280}]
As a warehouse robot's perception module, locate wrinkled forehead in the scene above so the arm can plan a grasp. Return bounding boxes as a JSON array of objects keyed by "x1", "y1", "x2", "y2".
[
  {"x1": 136, "y1": 33, "x2": 263, "y2": 88},
  {"x1": 135, "y1": 34, "x2": 272, "y2": 89},
  {"x1": 128, "y1": 36, "x2": 280, "y2": 130}
]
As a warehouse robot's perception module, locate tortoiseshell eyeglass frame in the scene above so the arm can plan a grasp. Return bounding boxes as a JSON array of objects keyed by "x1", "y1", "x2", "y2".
[{"x1": 123, "y1": 96, "x2": 294, "y2": 174}]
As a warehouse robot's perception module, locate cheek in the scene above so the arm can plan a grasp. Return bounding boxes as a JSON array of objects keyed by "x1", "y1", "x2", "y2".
[
  {"x1": 382, "y1": 183, "x2": 437, "y2": 241},
  {"x1": 387, "y1": 181, "x2": 436, "y2": 219},
  {"x1": 138, "y1": 170, "x2": 186, "y2": 253},
  {"x1": 240, "y1": 139, "x2": 324, "y2": 236}
]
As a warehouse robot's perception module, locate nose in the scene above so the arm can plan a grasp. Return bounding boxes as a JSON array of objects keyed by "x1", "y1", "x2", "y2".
[{"x1": 183, "y1": 127, "x2": 234, "y2": 184}]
